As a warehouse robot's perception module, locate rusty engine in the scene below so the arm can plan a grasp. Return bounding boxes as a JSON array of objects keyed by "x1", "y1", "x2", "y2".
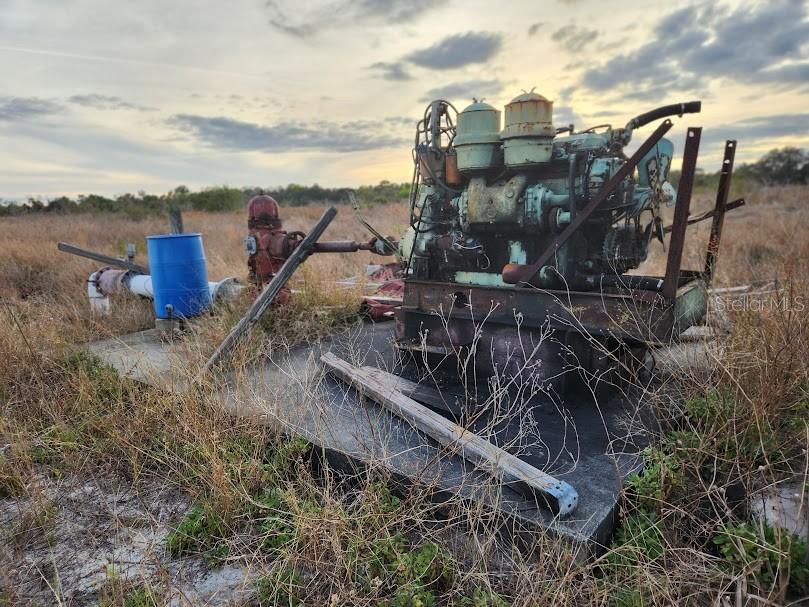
[{"x1": 392, "y1": 93, "x2": 731, "y2": 385}]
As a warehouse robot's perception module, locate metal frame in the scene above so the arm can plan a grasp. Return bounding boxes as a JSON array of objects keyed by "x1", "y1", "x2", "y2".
[
  {"x1": 662, "y1": 127, "x2": 702, "y2": 300},
  {"x1": 704, "y1": 140, "x2": 738, "y2": 284}
]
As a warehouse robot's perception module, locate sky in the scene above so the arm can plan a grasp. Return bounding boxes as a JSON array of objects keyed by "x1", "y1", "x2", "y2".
[{"x1": 0, "y1": 0, "x2": 807, "y2": 200}]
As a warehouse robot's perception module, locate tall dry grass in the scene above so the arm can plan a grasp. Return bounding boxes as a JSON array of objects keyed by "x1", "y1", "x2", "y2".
[{"x1": 1, "y1": 187, "x2": 808, "y2": 605}]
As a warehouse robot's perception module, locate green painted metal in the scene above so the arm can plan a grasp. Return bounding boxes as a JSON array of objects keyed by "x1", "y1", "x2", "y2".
[{"x1": 454, "y1": 100, "x2": 502, "y2": 173}]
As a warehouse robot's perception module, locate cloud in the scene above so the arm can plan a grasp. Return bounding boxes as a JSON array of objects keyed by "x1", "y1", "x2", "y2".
[
  {"x1": 406, "y1": 32, "x2": 503, "y2": 70},
  {"x1": 68, "y1": 94, "x2": 153, "y2": 112},
  {"x1": 169, "y1": 114, "x2": 408, "y2": 152},
  {"x1": 713, "y1": 112, "x2": 809, "y2": 143},
  {"x1": 0, "y1": 97, "x2": 61, "y2": 121},
  {"x1": 551, "y1": 24, "x2": 599, "y2": 52},
  {"x1": 266, "y1": 0, "x2": 441, "y2": 37},
  {"x1": 368, "y1": 61, "x2": 412, "y2": 81},
  {"x1": 527, "y1": 22, "x2": 544, "y2": 37},
  {"x1": 579, "y1": 0, "x2": 809, "y2": 101},
  {"x1": 552, "y1": 105, "x2": 583, "y2": 128},
  {"x1": 419, "y1": 79, "x2": 505, "y2": 103}
]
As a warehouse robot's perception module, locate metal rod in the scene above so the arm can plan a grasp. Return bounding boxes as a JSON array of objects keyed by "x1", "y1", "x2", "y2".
[
  {"x1": 168, "y1": 208, "x2": 184, "y2": 234},
  {"x1": 202, "y1": 206, "x2": 338, "y2": 374},
  {"x1": 703, "y1": 140, "x2": 737, "y2": 284},
  {"x1": 57, "y1": 242, "x2": 148, "y2": 274},
  {"x1": 662, "y1": 127, "x2": 702, "y2": 301},
  {"x1": 663, "y1": 197, "x2": 745, "y2": 234},
  {"x1": 311, "y1": 240, "x2": 374, "y2": 253},
  {"x1": 502, "y1": 118, "x2": 675, "y2": 286}
]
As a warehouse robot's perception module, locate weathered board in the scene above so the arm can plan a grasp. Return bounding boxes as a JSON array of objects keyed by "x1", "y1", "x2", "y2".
[{"x1": 322, "y1": 353, "x2": 579, "y2": 516}]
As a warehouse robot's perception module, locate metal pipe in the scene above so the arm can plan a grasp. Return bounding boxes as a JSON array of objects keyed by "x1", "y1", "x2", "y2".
[
  {"x1": 312, "y1": 240, "x2": 375, "y2": 253},
  {"x1": 626, "y1": 101, "x2": 701, "y2": 131},
  {"x1": 568, "y1": 152, "x2": 577, "y2": 220},
  {"x1": 58, "y1": 242, "x2": 148, "y2": 274}
]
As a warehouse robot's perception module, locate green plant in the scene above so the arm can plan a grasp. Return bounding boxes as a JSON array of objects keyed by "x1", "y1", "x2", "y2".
[
  {"x1": 0, "y1": 451, "x2": 26, "y2": 497},
  {"x1": 626, "y1": 445, "x2": 686, "y2": 511},
  {"x1": 461, "y1": 587, "x2": 510, "y2": 606},
  {"x1": 255, "y1": 487, "x2": 297, "y2": 552},
  {"x1": 714, "y1": 522, "x2": 809, "y2": 597},
  {"x1": 606, "y1": 512, "x2": 665, "y2": 570},
  {"x1": 368, "y1": 481, "x2": 402, "y2": 513},
  {"x1": 61, "y1": 351, "x2": 124, "y2": 403},
  {"x1": 165, "y1": 503, "x2": 227, "y2": 560},
  {"x1": 255, "y1": 567, "x2": 302, "y2": 607},
  {"x1": 123, "y1": 585, "x2": 161, "y2": 607},
  {"x1": 350, "y1": 534, "x2": 453, "y2": 604}
]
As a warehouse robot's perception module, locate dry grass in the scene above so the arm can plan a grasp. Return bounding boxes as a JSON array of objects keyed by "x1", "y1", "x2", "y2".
[{"x1": 1, "y1": 187, "x2": 808, "y2": 606}]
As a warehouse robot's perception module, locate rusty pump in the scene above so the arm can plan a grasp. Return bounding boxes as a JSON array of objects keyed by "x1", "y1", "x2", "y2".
[{"x1": 394, "y1": 93, "x2": 740, "y2": 385}]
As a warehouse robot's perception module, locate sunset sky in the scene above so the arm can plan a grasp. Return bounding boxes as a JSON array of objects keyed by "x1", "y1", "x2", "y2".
[{"x1": 1, "y1": 0, "x2": 807, "y2": 200}]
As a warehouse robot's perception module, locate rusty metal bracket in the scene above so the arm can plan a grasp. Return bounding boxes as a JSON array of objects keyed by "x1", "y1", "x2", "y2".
[
  {"x1": 661, "y1": 127, "x2": 702, "y2": 301},
  {"x1": 703, "y1": 140, "x2": 737, "y2": 285},
  {"x1": 502, "y1": 119, "x2": 675, "y2": 286}
]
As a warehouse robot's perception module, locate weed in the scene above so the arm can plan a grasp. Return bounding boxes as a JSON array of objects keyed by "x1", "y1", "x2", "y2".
[
  {"x1": 349, "y1": 533, "x2": 453, "y2": 604},
  {"x1": 606, "y1": 512, "x2": 665, "y2": 569},
  {"x1": 255, "y1": 567, "x2": 302, "y2": 607},
  {"x1": 255, "y1": 487, "x2": 297, "y2": 552},
  {"x1": 626, "y1": 445, "x2": 686, "y2": 512},
  {"x1": 461, "y1": 587, "x2": 510, "y2": 607},
  {"x1": 714, "y1": 521, "x2": 809, "y2": 597},
  {"x1": 99, "y1": 579, "x2": 161, "y2": 607},
  {"x1": 165, "y1": 503, "x2": 228, "y2": 560}
]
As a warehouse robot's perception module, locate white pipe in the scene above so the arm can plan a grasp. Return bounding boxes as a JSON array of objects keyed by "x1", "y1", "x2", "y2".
[
  {"x1": 125, "y1": 274, "x2": 241, "y2": 302},
  {"x1": 88, "y1": 271, "x2": 242, "y2": 312},
  {"x1": 127, "y1": 273, "x2": 154, "y2": 298},
  {"x1": 87, "y1": 271, "x2": 111, "y2": 315}
]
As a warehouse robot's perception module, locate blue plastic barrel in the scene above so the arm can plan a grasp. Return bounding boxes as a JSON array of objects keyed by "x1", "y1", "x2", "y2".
[{"x1": 146, "y1": 233, "x2": 212, "y2": 319}]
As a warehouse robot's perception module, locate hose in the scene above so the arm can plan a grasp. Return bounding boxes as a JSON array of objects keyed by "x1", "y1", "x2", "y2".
[{"x1": 626, "y1": 101, "x2": 701, "y2": 130}]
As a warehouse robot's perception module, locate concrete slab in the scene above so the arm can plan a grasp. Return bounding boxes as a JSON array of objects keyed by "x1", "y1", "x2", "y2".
[{"x1": 86, "y1": 322, "x2": 650, "y2": 549}]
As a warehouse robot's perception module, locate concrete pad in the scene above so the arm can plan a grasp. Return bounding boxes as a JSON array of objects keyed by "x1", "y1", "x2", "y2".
[{"x1": 86, "y1": 322, "x2": 649, "y2": 550}]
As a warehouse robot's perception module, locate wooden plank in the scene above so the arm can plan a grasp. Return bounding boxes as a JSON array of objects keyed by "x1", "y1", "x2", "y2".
[
  {"x1": 360, "y1": 366, "x2": 465, "y2": 415},
  {"x1": 202, "y1": 207, "x2": 337, "y2": 373},
  {"x1": 321, "y1": 352, "x2": 579, "y2": 517}
]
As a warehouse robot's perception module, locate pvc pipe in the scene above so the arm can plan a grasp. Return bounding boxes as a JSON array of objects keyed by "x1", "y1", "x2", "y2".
[
  {"x1": 126, "y1": 273, "x2": 154, "y2": 298},
  {"x1": 125, "y1": 274, "x2": 240, "y2": 302},
  {"x1": 88, "y1": 270, "x2": 242, "y2": 312},
  {"x1": 87, "y1": 271, "x2": 111, "y2": 315}
]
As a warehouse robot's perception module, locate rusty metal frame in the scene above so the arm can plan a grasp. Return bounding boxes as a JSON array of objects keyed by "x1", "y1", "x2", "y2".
[
  {"x1": 703, "y1": 140, "x2": 738, "y2": 284},
  {"x1": 661, "y1": 127, "x2": 702, "y2": 301}
]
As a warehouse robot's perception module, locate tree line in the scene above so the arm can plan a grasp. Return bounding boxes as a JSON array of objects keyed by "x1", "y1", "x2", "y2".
[
  {"x1": 1, "y1": 148, "x2": 806, "y2": 217},
  {"x1": 670, "y1": 147, "x2": 809, "y2": 190},
  {"x1": 0, "y1": 181, "x2": 411, "y2": 217}
]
